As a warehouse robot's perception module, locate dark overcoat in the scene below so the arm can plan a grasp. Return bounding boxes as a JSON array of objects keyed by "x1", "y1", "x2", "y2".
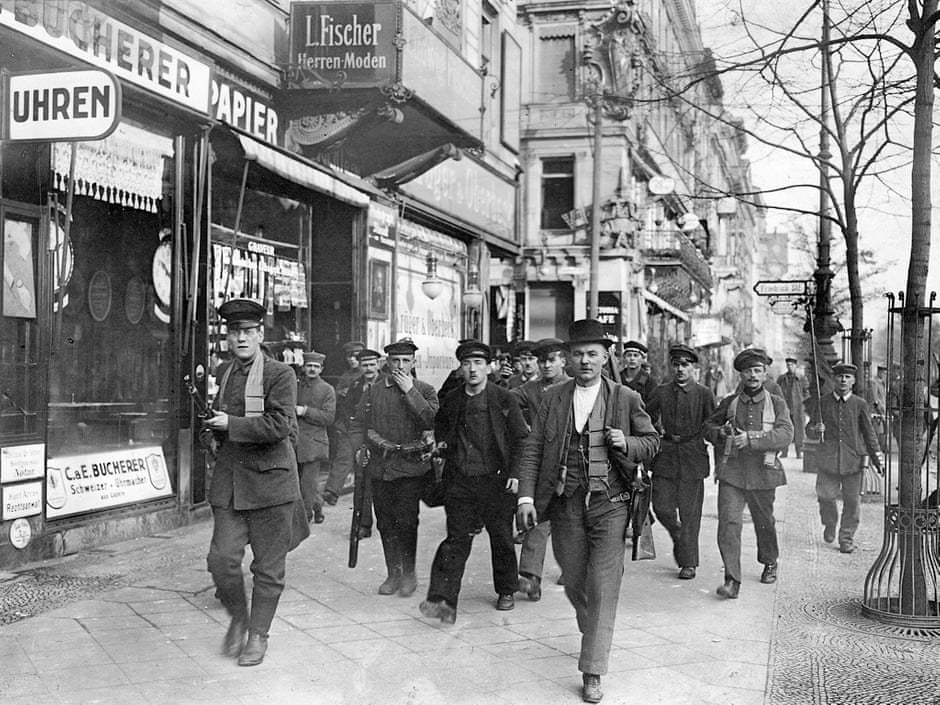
[{"x1": 646, "y1": 380, "x2": 717, "y2": 481}]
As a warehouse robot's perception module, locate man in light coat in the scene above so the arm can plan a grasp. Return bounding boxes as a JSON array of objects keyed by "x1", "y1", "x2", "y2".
[{"x1": 295, "y1": 351, "x2": 335, "y2": 524}]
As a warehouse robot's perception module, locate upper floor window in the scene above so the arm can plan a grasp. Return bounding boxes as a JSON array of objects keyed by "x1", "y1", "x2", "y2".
[
  {"x1": 537, "y1": 35, "x2": 576, "y2": 103},
  {"x1": 541, "y1": 157, "x2": 575, "y2": 230}
]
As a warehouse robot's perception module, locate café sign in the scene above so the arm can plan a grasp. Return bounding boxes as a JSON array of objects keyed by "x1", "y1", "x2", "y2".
[{"x1": 3, "y1": 69, "x2": 120, "y2": 141}]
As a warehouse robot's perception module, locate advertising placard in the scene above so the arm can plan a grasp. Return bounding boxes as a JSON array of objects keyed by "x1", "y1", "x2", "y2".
[
  {"x1": 45, "y1": 446, "x2": 172, "y2": 519},
  {"x1": 1, "y1": 443, "x2": 45, "y2": 483},
  {"x1": 2, "y1": 481, "x2": 42, "y2": 519}
]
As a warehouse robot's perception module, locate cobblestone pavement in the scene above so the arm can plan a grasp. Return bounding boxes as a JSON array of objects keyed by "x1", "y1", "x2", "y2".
[{"x1": 767, "y1": 468, "x2": 940, "y2": 705}]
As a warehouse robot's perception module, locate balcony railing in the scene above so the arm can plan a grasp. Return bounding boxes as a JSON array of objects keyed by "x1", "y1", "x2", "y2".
[{"x1": 640, "y1": 228, "x2": 713, "y2": 288}]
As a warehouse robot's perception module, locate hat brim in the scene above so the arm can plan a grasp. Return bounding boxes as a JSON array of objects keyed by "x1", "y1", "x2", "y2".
[{"x1": 566, "y1": 338, "x2": 613, "y2": 348}]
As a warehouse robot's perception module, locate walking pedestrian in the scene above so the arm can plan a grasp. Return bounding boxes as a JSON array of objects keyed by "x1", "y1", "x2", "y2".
[
  {"x1": 202, "y1": 298, "x2": 306, "y2": 666},
  {"x1": 645, "y1": 344, "x2": 717, "y2": 580},
  {"x1": 295, "y1": 350, "x2": 335, "y2": 524},
  {"x1": 343, "y1": 348, "x2": 384, "y2": 538},
  {"x1": 506, "y1": 340, "x2": 539, "y2": 389},
  {"x1": 516, "y1": 319, "x2": 660, "y2": 703},
  {"x1": 703, "y1": 348, "x2": 793, "y2": 600},
  {"x1": 419, "y1": 340, "x2": 528, "y2": 624},
  {"x1": 322, "y1": 340, "x2": 364, "y2": 506},
  {"x1": 806, "y1": 362, "x2": 883, "y2": 553},
  {"x1": 777, "y1": 357, "x2": 806, "y2": 458},
  {"x1": 350, "y1": 338, "x2": 439, "y2": 597},
  {"x1": 620, "y1": 340, "x2": 657, "y2": 403}
]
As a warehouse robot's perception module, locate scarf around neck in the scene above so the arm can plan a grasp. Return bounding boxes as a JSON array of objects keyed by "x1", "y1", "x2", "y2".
[{"x1": 218, "y1": 352, "x2": 266, "y2": 417}]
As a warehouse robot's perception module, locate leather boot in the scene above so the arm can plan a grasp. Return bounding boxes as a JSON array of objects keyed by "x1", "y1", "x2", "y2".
[
  {"x1": 399, "y1": 537, "x2": 418, "y2": 597},
  {"x1": 222, "y1": 611, "x2": 248, "y2": 658},
  {"x1": 716, "y1": 578, "x2": 740, "y2": 599},
  {"x1": 379, "y1": 534, "x2": 402, "y2": 595},
  {"x1": 237, "y1": 632, "x2": 268, "y2": 666},
  {"x1": 582, "y1": 673, "x2": 603, "y2": 703}
]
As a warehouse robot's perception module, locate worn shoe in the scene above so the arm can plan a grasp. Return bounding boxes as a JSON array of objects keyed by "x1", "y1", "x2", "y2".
[
  {"x1": 313, "y1": 508, "x2": 325, "y2": 524},
  {"x1": 582, "y1": 673, "x2": 603, "y2": 703},
  {"x1": 517, "y1": 574, "x2": 542, "y2": 601},
  {"x1": 378, "y1": 574, "x2": 402, "y2": 595},
  {"x1": 237, "y1": 633, "x2": 268, "y2": 666},
  {"x1": 357, "y1": 526, "x2": 372, "y2": 539},
  {"x1": 678, "y1": 566, "x2": 696, "y2": 580},
  {"x1": 398, "y1": 572, "x2": 417, "y2": 597},
  {"x1": 322, "y1": 490, "x2": 338, "y2": 506},
  {"x1": 840, "y1": 541, "x2": 855, "y2": 554},
  {"x1": 496, "y1": 594, "x2": 515, "y2": 611},
  {"x1": 419, "y1": 599, "x2": 456, "y2": 625},
  {"x1": 222, "y1": 614, "x2": 248, "y2": 658},
  {"x1": 760, "y1": 563, "x2": 778, "y2": 584},
  {"x1": 823, "y1": 526, "x2": 836, "y2": 544},
  {"x1": 716, "y1": 578, "x2": 740, "y2": 599}
]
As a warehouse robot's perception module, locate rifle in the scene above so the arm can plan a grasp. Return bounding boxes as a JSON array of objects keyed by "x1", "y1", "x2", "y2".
[
  {"x1": 184, "y1": 375, "x2": 217, "y2": 459},
  {"x1": 348, "y1": 444, "x2": 370, "y2": 568}
]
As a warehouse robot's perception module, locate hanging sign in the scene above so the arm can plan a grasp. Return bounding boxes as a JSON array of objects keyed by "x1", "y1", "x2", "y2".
[{"x1": 2, "y1": 69, "x2": 121, "y2": 141}]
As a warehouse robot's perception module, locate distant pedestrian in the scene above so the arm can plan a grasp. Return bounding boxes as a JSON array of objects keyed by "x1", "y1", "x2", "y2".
[
  {"x1": 342, "y1": 349, "x2": 385, "y2": 538},
  {"x1": 322, "y1": 340, "x2": 365, "y2": 506},
  {"x1": 511, "y1": 337, "x2": 570, "y2": 600},
  {"x1": 704, "y1": 348, "x2": 793, "y2": 600},
  {"x1": 777, "y1": 357, "x2": 806, "y2": 458},
  {"x1": 350, "y1": 338, "x2": 439, "y2": 597},
  {"x1": 806, "y1": 362, "x2": 883, "y2": 554},
  {"x1": 506, "y1": 340, "x2": 539, "y2": 389},
  {"x1": 646, "y1": 344, "x2": 717, "y2": 581},
  {"x1": 516, "y1": 319, "x2": 660, "y2": 703},
  {"x1": 620, "y1": 340, "x2": 657, "y2": 403},
  {"x1": 419, "y1": 341, "x2": 528, "y2": 624},
  {"x1": 202, "y1": 298, "x2": 306, "y2": 666},
  {"x1": 295, "y1": 351, "x2": 335, "y2": 524}
]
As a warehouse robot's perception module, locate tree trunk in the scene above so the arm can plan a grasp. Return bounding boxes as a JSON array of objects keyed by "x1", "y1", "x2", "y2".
[{"x1": 842, "y1": 186, "x2": 865, "y2": 375}]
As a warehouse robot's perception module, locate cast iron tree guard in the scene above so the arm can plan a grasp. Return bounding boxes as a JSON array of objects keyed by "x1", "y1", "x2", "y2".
[{"x1": 863, "y1": 293, "x2": 940, "y2": 627}]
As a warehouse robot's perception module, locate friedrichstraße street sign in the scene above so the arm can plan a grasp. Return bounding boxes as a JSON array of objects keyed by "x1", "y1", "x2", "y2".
[{"x1": 753, "y1": 279, "x2": 815, "y2": 298}]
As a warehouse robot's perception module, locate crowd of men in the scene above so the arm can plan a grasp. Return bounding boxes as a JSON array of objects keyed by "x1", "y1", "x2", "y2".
[{"x1": 201, "y1": 297, "x2": 884, "y2": 703}]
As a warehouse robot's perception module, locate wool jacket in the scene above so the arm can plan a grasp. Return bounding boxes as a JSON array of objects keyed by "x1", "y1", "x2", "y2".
[
  {"x1": 646, "y1": 380, "x2": 717, "y2": 481},
  {"x1": 295, "y1": 376, "x2": 336, "y2": 463},
  {"x1": 806, "y1": 392, "x2": 881, "y2": 475}
]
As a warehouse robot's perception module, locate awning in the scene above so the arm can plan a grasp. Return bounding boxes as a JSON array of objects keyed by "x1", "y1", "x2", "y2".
[
  {"x1": 233, "y1": 132, "x2": 369, "y2": 208},
  {"x1": 642, "y1": 288, "x2": 690, "y2": 322}
]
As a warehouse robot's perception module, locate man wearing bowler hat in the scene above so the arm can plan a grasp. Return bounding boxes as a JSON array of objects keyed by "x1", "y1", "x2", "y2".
[
  {"x1": 646, "y1": 344, "x2": 717, "y2": 580},
  {"x1": 516, "y1": 320, "x2": 660, "y2": 703},
  {"x1": 776, "y1": 357, "x2": 807, "y2": 458},
  {"x1": 350, "y1": 338, "x2": 439, "y2": 596},
  {"x1": 419, "y1": 340, "x2": 528, "y2": 624},
  {"x1": 806, "y1": 362, "x2": 883, "y2": 553},
  {"x1": 202, "y1": 298, "x2": 305, "y2": 666},
  {"x1": 295, "y1": 350, "x2": 335, "y2": 524},
  {"x1": 620, "y1": 340, "x2": 657, "y2": 403},
  {"x1": 703, "y1": 348, "x2": 793, "y2": 599}
]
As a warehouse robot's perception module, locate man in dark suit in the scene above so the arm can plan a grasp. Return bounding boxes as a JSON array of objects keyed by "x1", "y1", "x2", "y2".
[
  {"x1": 350, "y1": 338, "x2": 439, "y2": 597},
  {"x1": 646, "y1": 344, "x2": 717, "y2": 580},
  {"x1": 202, "y1": 298, "x2": 305, "y2": 667},
  {"x1": 776, "y1": 357, "x2": 806, "y2": 458},
  {"x1": 295, "y1": 350, "x2": 335, "y2": 524},
  {"x1": 703, "y1": 348, "x2": 793, "y2": 600},
  {"x1": 620, "y1": 340, "x2": 657, "y2": 403},
  {"x1": 516, "y1": 320, "x2": 660, "y2": 704},
  {"x1": 323, "y1": 340, "x2": 364, "y2": 506},
  {"x1": 419, "y1": 341, "x2": 528, "y2": 624},
  {"x1": 806, "y1": 362, "x2": 883, "y2": 553}
]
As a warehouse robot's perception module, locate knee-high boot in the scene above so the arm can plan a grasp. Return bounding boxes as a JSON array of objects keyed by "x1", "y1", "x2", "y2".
[{"x1": 378, "y1": 534, "x2": 402, "y2": 595}]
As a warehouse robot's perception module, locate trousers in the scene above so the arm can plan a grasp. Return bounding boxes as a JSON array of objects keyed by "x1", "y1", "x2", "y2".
[
  {"x1": 651, "y1": 476, "x2": 704, "y2": 568},
  {"x1": 716, "y1": 482, "x2": 778, "y2": 583},
  {"x1": 816, "y1": 470, "x2": 862, "y2": 544},
  {"x1": 372, "y1": 475, "x2": 424, "y2": 577},
  {"x1": 298, "y1": 460, "x2": 324, "y2": 521},
  {"x1": 519, "y1": 520, "x2": 552, "y2": 578}
]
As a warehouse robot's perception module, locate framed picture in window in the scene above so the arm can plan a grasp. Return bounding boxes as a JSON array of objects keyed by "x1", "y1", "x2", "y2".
[
  {"x1": 501, "y1": 31, "x2": 522, "y2": 153},
  {"x1": 368, "y1": 259, "x2": 390, "y2": 319}
]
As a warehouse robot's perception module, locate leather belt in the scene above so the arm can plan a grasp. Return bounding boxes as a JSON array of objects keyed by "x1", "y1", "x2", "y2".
[{"x1": 664, "y1": 434, "x2": 698, "y2": 443}]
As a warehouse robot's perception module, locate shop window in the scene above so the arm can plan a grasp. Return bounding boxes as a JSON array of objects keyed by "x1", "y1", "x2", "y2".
[
  {"x1": 1, "y1": 207, "x2": 41, "y2": 439},
  {"x1": 540, "y1": 157, "x2": 575, "y2": 230}
]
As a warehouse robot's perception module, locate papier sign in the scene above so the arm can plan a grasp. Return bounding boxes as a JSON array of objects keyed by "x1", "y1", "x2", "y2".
[
  {"x1": 46, "y1": 446, "x2": 172, "y2": 519},
  {"x1": 3, "y1": 68, "x2": 121, "y2": 141}
]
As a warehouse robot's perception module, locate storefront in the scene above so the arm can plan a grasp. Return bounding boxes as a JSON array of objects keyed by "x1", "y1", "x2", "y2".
[{"x1": 0, "y1": 3, "x2": 212, "y2": 565}]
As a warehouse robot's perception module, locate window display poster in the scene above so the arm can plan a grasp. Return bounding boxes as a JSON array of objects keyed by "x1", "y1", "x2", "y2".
[
  {"x1": 2, "y1": 481, "x2": 42, "y2": 520},
  {"x1": 46, "y1": 447, "x2": 173, "y2": 519},
  {"x1": 3, "y1": 218, "x2": 38, "y2": 318},
  {"x1": 1, "y1": 443, "x2": 45, "y2": 483}
]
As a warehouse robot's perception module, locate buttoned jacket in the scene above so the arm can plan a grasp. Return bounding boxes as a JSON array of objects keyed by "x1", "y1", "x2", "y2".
[
  {"x1": 512, "y1": 374, "x2": 571, "y2": 428},
  {"x1": 296, "y1": 376, "x2": 336, "y2": 463},
  {"x1": 776, "y1": 372, "x2": 806, "y2": 416},
  {"x1": 703, "y1": 389, "x2": 793, "y2": 490},
  {"x1": 516, "y1": 376, "x2": 660, "y2": 516},
  {"x1": 208, "y1": 357, "x2": 300, "y2": 510},
  {"x1": 806, "y1": 392, "x2": 881, "y2": 475},
  {"x1": 621, "y1": 369, "x2": 657, "y2": 403},
  {"x1": 646, "y1": 380, "x2": 717, "y2": 481}
]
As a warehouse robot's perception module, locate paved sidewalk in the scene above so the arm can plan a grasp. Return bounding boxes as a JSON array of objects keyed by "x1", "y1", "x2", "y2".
[{"x1": 1, "y1": 463, "x2": 791, "y2": 705}]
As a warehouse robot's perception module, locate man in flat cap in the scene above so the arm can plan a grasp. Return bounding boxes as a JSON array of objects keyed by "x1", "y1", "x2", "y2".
[
  {"x1": 703, "y1": 348, "x2": 793, "y2": 599},
  {"x1": 620, "y1": 340, "x2": 657, "y2": 403},
  {"x1": 295, "y1": 351, "x2": 335, "y2": 525},
  {"x1": 645, "y1": 344, "x2": 717, "y2": 580},
  {"x1": 419, "y1": 340, "x2": 528, "y2": 624},
  {"x1": 350, "y1": 338, "x2": 439, "y2": 596},
  {"x1": 506, "y1": 340, "x2": 540, "y2": 389},
  {"x1": 202, "y1": 298, "x2": 306, "y2": 666},
  {"x1": 805, "y1": 362, "x2": 883, "y2": 553},
  {"x1": 776, "y1": 357, "x2": 807, "y2": 458},
  {"x1": 323, "y1": 341, "x2": 366, "y2": 507},
  {"x1": 512, "y1": 337, "x2": 570, "y2": 599},
  {"x1": 517, "y1": 320, "x2": 660, "y2": 703},
  {"x1": 342, "y1": 348, "x2": 384, "y2": 538}
]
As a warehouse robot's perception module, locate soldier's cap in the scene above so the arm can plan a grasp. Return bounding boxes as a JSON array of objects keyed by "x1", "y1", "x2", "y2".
[
  {"x1": 567, "y1": 319, "x2": 614, "y2": 348},
  {"x1": 455, "y1": 339, "x2": 492, "y2": 362},
  {"x1": 534, "y1": 337, "x2": 566, "y2": 357},
  {"x1": 218, "y1": 298, "x2": 265, "y2": 329},
  {"x1": 357, "y1": 348, "x2": 382, "y2": 362},
  {"x1": 669, "y1": 343, "x2": 698, "y2": 364},
  {"x1": 342, "y1": 340, "x2": 366, "y2": 354},
  {"x1": 734, "y1": 348, "x2": 773, "y2": 372},
  {"x1": 623, "y1": 340, "x2": 648, "y2": 354},
  {"x1": 833, "y1": 362, "x2": 858, "y2": 376},
  {"x1": 785, "y1": 356, "x2": 798, "y2": 363},
  {"x1": 303, "y1": 351, "x2": 326, "y2": 364},
  {"x1": 513, "y1": 340, "x2": 537, "y2": 356},
  {"x1": 384, "y1": 337, "x2": 418, "y2": 355}
]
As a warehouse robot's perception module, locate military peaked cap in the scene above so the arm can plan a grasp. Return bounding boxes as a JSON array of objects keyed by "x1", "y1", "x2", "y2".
[
  {"x1": 832, "y1": 362, "x2": 858, "y2": 376},
  {"x1": 303, "y1": 351, "x2": 326, "y2": 364},
  {"x1": 734, "y1": 348, "x2": 772, "y2": 371},
  {"x1": 623, "y1": 340, "x2": 648, "y2": 354},
  {"x1": 218, "y1": 298, "x2": 265, "y2": 329},
  {"x1": 455, "y1": 340, "x2": 492, "y2": 362},
  {"x1": 384, "y1": 337, "x2": 418, "y2": 355},
  {"x1": 669, "y1": 344, "x2": 698, "y2": 364}
]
